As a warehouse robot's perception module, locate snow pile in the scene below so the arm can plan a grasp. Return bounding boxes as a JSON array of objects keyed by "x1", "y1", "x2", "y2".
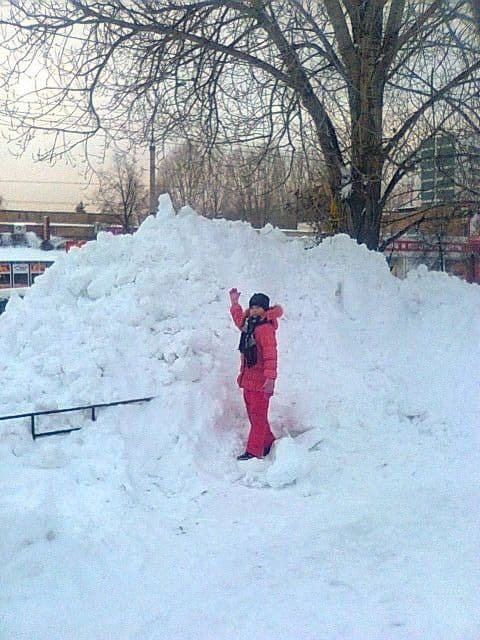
[
  {"x1": 1, "y1": 195, "x2": 477, "y2": 490},
  {"x1": 0, "y1": 194, "x2": 479, "y2": 639}
]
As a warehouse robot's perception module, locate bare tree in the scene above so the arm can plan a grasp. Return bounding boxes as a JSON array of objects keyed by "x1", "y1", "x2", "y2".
[
  {"x1": 97, "y1": 154, "x2": 148, "y2": 233},
  {"x1": 465, "y1": 0, "x2": 480, "y2": 32},
  {"x1": 158, "y1": 141, "x2": 302, "y2": 227},
  {"x1": 223, "y1": 145, "x2": 293, "y2": 227},
  {"x1": 156, "y1": 141, "x2": 228, "y2": 217},
  {"x1": 1, "y1": 1, "x2": 479, "y2": 249}
]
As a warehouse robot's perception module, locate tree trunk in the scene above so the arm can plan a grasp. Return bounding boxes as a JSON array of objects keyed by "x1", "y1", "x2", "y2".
[
  {"x1": 340, "y1": 182, "x2": 383, "y2": 249},
  {"x1": 325, "y1": 1, "x2": 386, "y2": 250}
]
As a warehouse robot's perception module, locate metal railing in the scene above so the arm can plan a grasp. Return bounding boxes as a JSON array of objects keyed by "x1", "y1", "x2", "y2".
[{"x1": 0, "y1": 396, "x2": 155, "y2": 440}]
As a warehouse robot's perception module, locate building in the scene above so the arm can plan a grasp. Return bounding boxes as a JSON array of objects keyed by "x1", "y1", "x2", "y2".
[
  {"x1": 382, "y1": 205, "x2": 480, "y2": 283},
  {"x1": 0, "y1": 209, "x2": 124, "y2": 242},
  {"x1": 385, "y1": 132, "x2": 480, "y2": 282},
  {"x1": 0, "y1": 209, "x2": 127, "y2": 314},
  {"x1": 0, "y1": 247, "x2": 63, "y2": 314},
  {"x1": 420, "y1": 132, "x2": 480, "y2": 205}
]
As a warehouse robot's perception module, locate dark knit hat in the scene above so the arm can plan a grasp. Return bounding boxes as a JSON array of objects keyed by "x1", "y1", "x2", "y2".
[{"x1": 249, "y1": 292, "x2": 270, "y2": 310}]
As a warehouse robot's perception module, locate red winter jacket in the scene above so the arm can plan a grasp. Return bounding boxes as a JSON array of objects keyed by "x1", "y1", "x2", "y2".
[{"x1": 230, "y1": 303, "x2": 283, "y2": 392}]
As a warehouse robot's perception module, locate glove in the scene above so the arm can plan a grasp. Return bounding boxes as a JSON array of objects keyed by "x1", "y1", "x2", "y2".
[
  {"x1": 229, "y1": 287, "x2": 241, "y2": 305},
  {"x1": 262, "y1": 378, "x2": 275, "y2": 396}
]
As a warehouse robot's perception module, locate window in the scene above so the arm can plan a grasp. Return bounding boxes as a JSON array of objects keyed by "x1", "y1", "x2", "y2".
[
  {"x1": 12, "y1": 263, "x2": 29, "y2": 288},
  {"x1": 0, "y1": 263, "x2": 11, "y2": 288},
  {"x1": 30, "y1": 262, "x2": 49, "y2": 283}
]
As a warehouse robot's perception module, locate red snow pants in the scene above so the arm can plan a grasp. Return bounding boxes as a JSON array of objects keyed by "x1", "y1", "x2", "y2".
[{"x1": 243, "y1": 389, "x2": 275, "y2": 458}]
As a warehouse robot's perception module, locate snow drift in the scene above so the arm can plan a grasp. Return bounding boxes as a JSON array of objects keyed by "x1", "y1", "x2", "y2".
[
  {"x1": 0, "y1": 195, "x2": 478, "y2": 489},
  {"x1": 0, "y1": 194, "x2": 479, "y2": 639}
]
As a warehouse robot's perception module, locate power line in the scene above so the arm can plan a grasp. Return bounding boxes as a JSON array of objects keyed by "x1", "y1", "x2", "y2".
[
  {"x1": 0, "y1": 184, "x2": 98, "y2": 205},
  {"x1": 4, "y1": 199, "x2": 96, "y2": 205},
  {"x1": 0, "y1": 179, "x2": 98, "y2": 185}
]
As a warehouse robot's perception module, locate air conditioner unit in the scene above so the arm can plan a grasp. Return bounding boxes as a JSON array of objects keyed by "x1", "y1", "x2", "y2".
[{"x1": 13, "y1": 224, "x2": 27, "y2": 234}]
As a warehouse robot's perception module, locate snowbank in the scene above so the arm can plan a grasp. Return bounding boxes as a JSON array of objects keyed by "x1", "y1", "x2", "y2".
[
  {"x1": 1, "y1": 195, "x2": 478, "y2": 490},
  {"x1": 0, "y1": 194, "x2": 479, "y2": 639}
]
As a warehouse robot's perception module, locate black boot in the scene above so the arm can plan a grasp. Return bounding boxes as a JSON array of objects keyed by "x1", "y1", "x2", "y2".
[
  {"x1": 236, "y1": 451, "x2": 256, "y2": 461},
  {"x1": 263, "y1": 445, "x2": 272, "y2": 456}
]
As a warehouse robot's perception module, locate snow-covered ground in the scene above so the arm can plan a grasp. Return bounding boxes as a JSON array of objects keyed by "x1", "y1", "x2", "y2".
[{"x1": 0, "y1": 195, "x2": 479, "y2": 639}]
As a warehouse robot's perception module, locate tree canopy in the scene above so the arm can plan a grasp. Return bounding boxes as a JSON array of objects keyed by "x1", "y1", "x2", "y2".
[{"x1": 1, "y1": 1, "x2": 479, "y2": 248}]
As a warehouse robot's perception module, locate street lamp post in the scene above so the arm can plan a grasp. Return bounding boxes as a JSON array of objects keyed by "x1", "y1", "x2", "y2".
[
  {"x1": 149, "y1": 130, "x2": 156, "y2": 216},
  {"x1": 147, "y1": 80, "x2": 186, "y2": 215}
]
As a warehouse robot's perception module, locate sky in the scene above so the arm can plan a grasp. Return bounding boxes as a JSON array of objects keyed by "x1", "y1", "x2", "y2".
[
  {"x1": 0, "y1": 197, "x2": 478, "y2": 639},
  {"x1": 0, "y1": 135, "x2": 154, "y2": 212},
  {"x1": 0, "y1": 4, "x2": 99, "y2": 211},
  {"x1": 0, "y1": 145, "x2": 99, "y2": 211},
  {"x1": 0, "y1": 2, "x2": 144, "y2": 213}
]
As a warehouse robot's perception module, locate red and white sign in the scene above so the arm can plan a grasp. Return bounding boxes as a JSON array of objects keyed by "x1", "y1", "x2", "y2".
[{"x1": 389, "y1": 239, "x2": 467, "y2": 253}]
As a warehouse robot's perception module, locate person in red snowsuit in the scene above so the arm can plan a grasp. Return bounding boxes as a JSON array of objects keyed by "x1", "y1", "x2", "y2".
[{"x1": 229, "y1": 288, "x2": 283, "y2": 460}]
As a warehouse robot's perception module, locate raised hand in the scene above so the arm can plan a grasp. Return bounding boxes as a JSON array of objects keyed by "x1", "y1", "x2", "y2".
[{"x1": 229, "y1": 287, "x2": 241, "y2": 305}]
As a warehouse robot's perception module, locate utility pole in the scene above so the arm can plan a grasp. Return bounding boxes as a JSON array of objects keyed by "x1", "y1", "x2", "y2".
[{"x1": 149, "y1": 128, "x2": 156, "y2": 215}]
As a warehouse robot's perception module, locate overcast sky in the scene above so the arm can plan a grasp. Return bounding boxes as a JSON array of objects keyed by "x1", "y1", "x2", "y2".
[
  {"x1": 0, "y1": 144, "x2": 101, "y2": 212},
  {"x1": 0, "y1": 4, "x2": 98, "y2": 212}
]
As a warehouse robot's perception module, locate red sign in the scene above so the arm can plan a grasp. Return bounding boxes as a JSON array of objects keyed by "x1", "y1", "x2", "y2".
[{"x1": 65, "y1": 240, "x2": 87, "y2": 252}]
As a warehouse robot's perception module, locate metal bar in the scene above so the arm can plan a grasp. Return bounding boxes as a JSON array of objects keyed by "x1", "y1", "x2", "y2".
[
  {"x1": 0, "y1": 396, "x2": 155, "y2": 440},
  {"x1": 34, "y1": 427, "x2": 82, "y2": 439},
  {"x1": 0, "y1": 396, "x2": 155, "y2": 422}
]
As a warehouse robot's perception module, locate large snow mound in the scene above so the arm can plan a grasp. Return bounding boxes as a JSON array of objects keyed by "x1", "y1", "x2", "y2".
[
  {"x1": 1, "y1": 195, "x2": 479, "y2": 639},
  {"x1": 0, "y1": 194, "x2": 479, "y2": 493}
]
